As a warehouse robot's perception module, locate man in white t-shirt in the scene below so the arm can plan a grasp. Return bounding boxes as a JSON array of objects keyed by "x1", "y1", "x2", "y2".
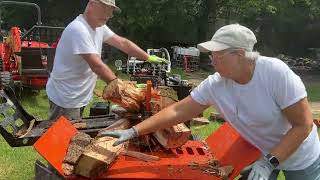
[
  {"x1": 97, "y1": 24, "x2": 320, "y2": 180},
  {"x1": 46, "y1": 0, "x2": 168, "y2": 121}
]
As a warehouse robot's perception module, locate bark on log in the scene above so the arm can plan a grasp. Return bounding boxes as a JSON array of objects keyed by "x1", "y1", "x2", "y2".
[
  {"x1": 74, "y1": 137, "x2": 124, "y2": 177},
  {"x1": 62, "y1": 132, "x2": 93, "y2": 176},
  {"x1": 74, "y1": 118, "x2": 131, "y2": 178}
]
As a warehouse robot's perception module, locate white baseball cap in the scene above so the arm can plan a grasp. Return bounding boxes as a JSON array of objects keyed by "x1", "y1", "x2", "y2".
[
  {"x1": 197, "y1": 24, "x2": 257, "y2": 52},
  {"x1": 98, "y1": 0, "x2": 121, "y2": 12}
]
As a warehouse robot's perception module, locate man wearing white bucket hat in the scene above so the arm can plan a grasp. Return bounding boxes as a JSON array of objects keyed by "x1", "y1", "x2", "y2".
[
  {"x1": 97, "y1": 24, "x2": 320, "y2": 180},
  {"x1": 47, "y1": 0, "x2": 169, "y2": 121}
]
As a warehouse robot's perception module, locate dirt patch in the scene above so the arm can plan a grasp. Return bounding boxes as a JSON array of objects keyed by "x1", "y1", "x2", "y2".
[
  {"x1": 185, "y1": 71, "x2": 210, "y2": 86},
  {"x1": 298, "y1": 73, "x2": 320, "y2": 83},
  {"x1": 310, "y1": 102, "x2": 320, "y2": 114}
]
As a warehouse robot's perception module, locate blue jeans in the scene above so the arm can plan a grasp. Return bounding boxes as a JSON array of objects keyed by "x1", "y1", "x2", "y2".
[{"x1": 269, "y1": 154, "x2": 320, "y2": 180}]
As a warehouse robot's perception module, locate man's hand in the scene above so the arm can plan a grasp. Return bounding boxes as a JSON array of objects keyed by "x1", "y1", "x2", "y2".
[
  {"x1": 241, "y1": 156, "x2": 275, "y2": 180},
  {"x1": 97, "y1": 127, "x2": 139, "y2": 146},
  {"x1": 146, "y1": 55, "x2": 169, "y2": 64}
]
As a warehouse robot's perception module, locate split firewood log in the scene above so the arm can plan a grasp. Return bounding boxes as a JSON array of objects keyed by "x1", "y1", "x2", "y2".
[
  {"x1": 102, "y1": 79, "x2": 145, "y2": 112},
  {"x1": 62, "y1": 132, "x2": 93, "y2": 176},
  {"x1": 74, "y1": 118, "x2": 131, "y2": 178},
  {"x1": 151, "y1": 96, "x2": 191, "y2": 148},
  {"x1": 121, "y1": 150, "x2": 160, "y2": 162},
  {"x1": 153, "y1": 123, "x2": 191, "y2": 148},
  {"x1": 74, "y1": 137, "x2": 125, "y2": 178}
]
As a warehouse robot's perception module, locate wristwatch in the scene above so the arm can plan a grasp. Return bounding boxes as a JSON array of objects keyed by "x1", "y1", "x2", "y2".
[{"x1": 266, "y1": 154, "x2": 280, "y2": 168}]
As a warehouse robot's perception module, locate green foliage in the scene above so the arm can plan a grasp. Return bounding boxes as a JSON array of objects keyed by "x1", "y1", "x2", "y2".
[
  {"x1": 1, "y1": 0, "x2": 320, "y2": 56},
  {"x1": 0, "y1": 0, "x2": 85, "y2": 29},
  {"x1": 235, "y1": 0, "x2": 320, "y2": 56},
  {"x1": 111, "y1": 0, "x2": 202, "y2": 47},
  {"x1": 0, "y1": 138, "x2": 42, "y2": 180}
]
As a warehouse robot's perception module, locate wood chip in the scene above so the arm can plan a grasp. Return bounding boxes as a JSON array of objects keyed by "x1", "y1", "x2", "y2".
[
  {"x1": 218, "y1": 165, "x2": 234, "y2": 178},
  {"x1": 121, "y1": 150, "x2": 160, "y2": 162},
  {"x1": 191, "y1": 117, "x2": 210, "y2": 126}
]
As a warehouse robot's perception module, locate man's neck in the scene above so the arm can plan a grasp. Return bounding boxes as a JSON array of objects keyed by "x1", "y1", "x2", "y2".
[
  {"x1": 83, "y1": 13, "x2": 96, "y2": 30},
  {"x1": 234, "y1": 59, "x2": 256, "y2": 84}
]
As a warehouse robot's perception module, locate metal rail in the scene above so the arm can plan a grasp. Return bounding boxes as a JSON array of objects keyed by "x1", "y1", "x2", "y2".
[{"x1": 0, "y1": 1, "x2": 42, "y2": 25}]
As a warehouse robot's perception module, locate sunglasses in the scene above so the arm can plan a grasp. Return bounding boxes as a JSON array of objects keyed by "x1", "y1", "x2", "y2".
[{"x1": 208, "y1": 49, "x2": 240, "y2": 62}]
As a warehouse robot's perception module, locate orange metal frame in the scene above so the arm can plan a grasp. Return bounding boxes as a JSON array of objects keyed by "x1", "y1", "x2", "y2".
[{"x1": 34, "y1": 117, "x2": 261, "y2": 180}]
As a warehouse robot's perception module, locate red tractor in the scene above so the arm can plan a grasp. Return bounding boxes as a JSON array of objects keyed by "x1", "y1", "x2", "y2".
[{"x1": 0, "y1": 1, "x2": 64, "y2": 90}]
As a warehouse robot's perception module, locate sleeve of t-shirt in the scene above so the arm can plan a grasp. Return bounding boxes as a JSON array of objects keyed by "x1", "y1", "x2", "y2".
[
  {"x1": 272, "y1": 67, "x2": 307, "y2": 110},
  {"x1": 191, "y1": 75, "x2": 217, "y2": 106},
  {"x1": 102, "y1": 25, "x2": 115, "y2": 42},
  {"x1": 71, "y1": 28, "x2": 99, "y2": 55}
]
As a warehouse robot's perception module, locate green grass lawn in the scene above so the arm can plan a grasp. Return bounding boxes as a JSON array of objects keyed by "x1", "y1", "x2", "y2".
[{"x1": 0, "y1": 72, "x2": 319, "y2": 180}]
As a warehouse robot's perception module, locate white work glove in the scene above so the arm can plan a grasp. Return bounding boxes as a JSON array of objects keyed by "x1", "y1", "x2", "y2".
[
  {"x1": 246, "y1": 156, "x2": 275, "y2": 180},
  {"x1": 97, "y1": 127, "x2": 139, "y2": 146}
]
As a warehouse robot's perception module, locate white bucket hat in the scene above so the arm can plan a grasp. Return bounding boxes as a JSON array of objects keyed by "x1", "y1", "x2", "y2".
[
  {"x1": 98, "y1": 0, "x2": 121, "y2": 12},
  {"x1": 197, "y1": 24, "x2": 257, "y2": 52}
]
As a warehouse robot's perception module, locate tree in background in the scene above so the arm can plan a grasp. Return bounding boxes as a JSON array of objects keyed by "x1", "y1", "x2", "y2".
[
  {"x1": 0, "y1": 0, "x2": 319, "y2": 57},
  {"x1": 110, "y1": 0, "x2": 202, "y2": 48},
  {"x1": 226, "y1": 0, "x2": 320, "y2": 56}
]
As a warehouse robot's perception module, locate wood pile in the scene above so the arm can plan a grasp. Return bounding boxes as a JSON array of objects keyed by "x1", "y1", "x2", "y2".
[
  {"x1": 62, "y1": 83, "x2": 192, "y2": 178},
  {"x1": 62, "y1": 118, "x2": 131, "y2": 177},
  {"x1": 277, "y1": 54, "x2": 320, "y2": 72},
  {"x1": 106, "y1": 82, "x2": 192, "y2": 149}
]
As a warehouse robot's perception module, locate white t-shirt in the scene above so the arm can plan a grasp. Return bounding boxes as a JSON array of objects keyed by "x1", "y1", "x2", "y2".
[
  {"x1": 46, "y1": 15, "x2": 114, "y2": 108},
  {"x1": 191, "y1": 56, "x2": 320, "y2": 170}
]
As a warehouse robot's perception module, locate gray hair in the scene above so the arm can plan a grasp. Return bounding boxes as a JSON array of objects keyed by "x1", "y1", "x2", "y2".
[
  {"x1": 245, "y1": 51, "x2": 260, "y2": 62},
  {"x1": 226, "y1": 48, "x2": 260, "y2": 62}
]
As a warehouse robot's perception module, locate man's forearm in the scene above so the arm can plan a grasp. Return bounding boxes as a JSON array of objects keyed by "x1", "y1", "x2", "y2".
[
  {"x1": 81, "y1": 53, "x2": 117, "y2": 83},
  {"x1": 135, "y1": 96, "x2": 208, "y2": 135},
  {"x1": 271, "y1": 98, "x2": 314, "y2": 163},
  {"x1": 92, "y1": 63, "x2": 117, "y2": 83},
  {"x1": 123, "y1": 39, "x2": 149, "y2": 60},
  {"x1": 270, "y1": 125, "x2": 313, "y2": 163},
  {"x1": 135, "y1": 105, "x2": 185, "y2": 135}
]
